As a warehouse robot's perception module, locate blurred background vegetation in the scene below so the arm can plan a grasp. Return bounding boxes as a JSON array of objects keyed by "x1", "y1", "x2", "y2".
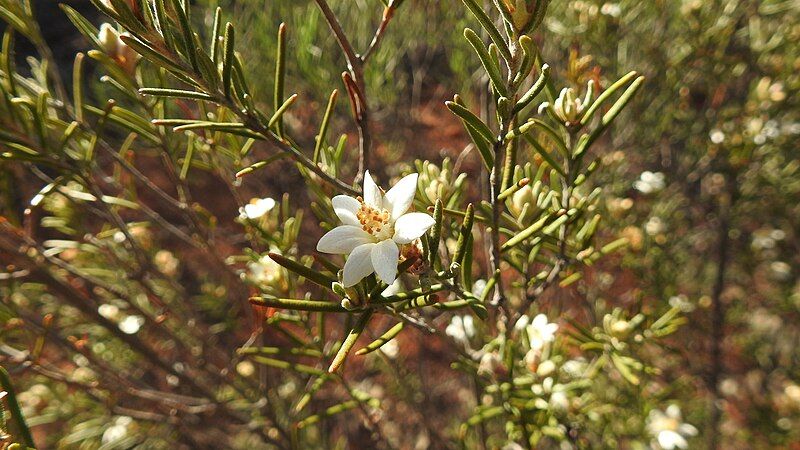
[{"x1": 1, "y1": 0, "x2": 798, "y2": 448}]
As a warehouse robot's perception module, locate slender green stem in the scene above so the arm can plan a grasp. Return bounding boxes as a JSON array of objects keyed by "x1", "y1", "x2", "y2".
[{"x1": 0, "y1": 366, "x2": 36, "y2": 448}]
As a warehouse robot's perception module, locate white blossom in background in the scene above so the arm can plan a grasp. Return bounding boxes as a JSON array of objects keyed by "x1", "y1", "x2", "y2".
[
  {"x1": 562, "y1": 358, "x2": 588, "y2": 378},
  {"x1": 118, "y1": 315, "x2": 144, "y2": 334},
  {"x1": 645, "y1": 216, "x2": 666, "y2": 236},
  {"x1": 549, "y1": 390, "x2": 569, "y2": 411},
  {"x1": 239, "y1": 197, "x2": 276, "y2": 220},
  {"x1": 446, "y1": 315, "x2": 475, "y2": 343},
  {"x1": 102, "y1": 416, "x2": 133, "y2": 444},
  {"x1": 236, "y1": 361, "x2": 255, "y2": 377},
  {"x1": 709, "y1": 129, "x2": 725, "y2": 144},
  {"x1": 600, "y1": 2, "x2": 622, "y2": 17},
  {"x1": 154, "y1": 249, "x2": 179, "y2": 276},
  {"x1": 769, "y1": 261, "x2": 791, "y2": 281},
  {"x1": 317, "y1": 171, "x2": 434, "y2": 286},
  {"x1": 668, "y1": 295, "x2": 695, "y2": 312},
  {"x1": 98, "y1": 304, "x2": 120, "y2": 320},
  {"x1": 646, "y1": 405, "x2": 697, "y2": 450},
  {"x1": 248, "y1": 254, "x2": 283, "y2": 287},
  {"x1": 514, "y1": 314, "x2": 531, "y2": 331},
  {"x1": 526, "y1": 314, "x2": 558, "y2": 351},
  {"x1": 471, "y1": 279, "x2": 487, "y2": 298},
  {"x1": 751, "y1": 228, "x2": 785, "y2": 251},
  {"x1": 477, "y1": 351, "x2": 502, "y2": 376},
  {"x1": 634, "y1": 171, "x2": 666, "y2": 194}
]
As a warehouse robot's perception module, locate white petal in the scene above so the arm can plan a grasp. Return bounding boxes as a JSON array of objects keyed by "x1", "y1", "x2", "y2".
[
  {"x1": 316, "y1": 226, "x2": 374, "y2": 254},
  {"x1": 392, "y1": 213, "x2": 435, "y2": 244},
  {"x1": 332, "y1": 195, "x2": 361, "y2": 226},
  {"x1": 242, "y1": 197, "x2": 276, "y2": 219},
  {"x1": 362, "y1": 170, "x2": 383, "y2": 208},
  {"x1": 343, "y1": 243, "x2": 376, "y2": 287},
  {"x1": 371, "y1": 239, "x2": 399, "y2": 284},
  {"x1": 666, "y1": 404, "x2": 681, "y2": 419},
  {"x1": 678, "y1": 424, "x2": 698, "y2": 437},
  {"x1": 384, "y1": 173, "x2": 418, "y2": 219},
  {"x1": 381, "y1": 279, "x2": 402, "y2": 296},
  {"x1": 514, "y1": 314, "x2": 531, "y2": 331},
  {"x1": 658, "y1": 430, "x2": 686, "y2": 450},
  {"x1": 532, "y1": 314, "x2": 548, "y2": 328}
]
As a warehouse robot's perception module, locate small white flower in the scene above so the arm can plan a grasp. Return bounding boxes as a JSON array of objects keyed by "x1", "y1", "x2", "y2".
[
  {"x1": 316, "y1": 171, "x2": 434, "y2": 287},
  {"x1": 98, "y1": 304, "x2": 120, "y2": 320},
  {"x1": 549, "y1": 390, "x2": 569, "y2": 411},
  {"x1": 239, "y1": 197, "x2": 276, "y2": 220},
  {"x1": 446, "y1": 315, "x2": 475, "y2": 342},
  {"x1": 119, "y1": 315, "x2": 144, "y2": 334},
  {"x1": 645, "y1": 216, "x2": 666, "y2": 236},
  {"x1": 634, "y1": 171, "x2": 666, "y2": 194},
  {"x1": 561, "y1": 358, "x2": 588, "y2": 377},
  {"x1": 526, "y1": 314, "x2": 558, "y2": 351},
  {"x1": 154, "y1": 250, "x2": 179, "y2": 276},
  {"x1": 236, "y1": 361, "x2": 255, "y2": 377},
  {"x1": 248, "y1": 254, "x2": 283, "y2": 286},
  {"x1": 102, "y1": 416, "x2": 133, "y2": 444},
  {"x1": 600, "y1": 2, "x2": 622, "y2": 17},
  {"x1": 647, "y1": 405, "x2": 697, "y2": 450}
]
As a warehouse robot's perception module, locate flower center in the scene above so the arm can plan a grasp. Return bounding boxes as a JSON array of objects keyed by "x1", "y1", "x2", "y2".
[{"x1": 356, "y1": 197, "x2": 393, "y2": 240}]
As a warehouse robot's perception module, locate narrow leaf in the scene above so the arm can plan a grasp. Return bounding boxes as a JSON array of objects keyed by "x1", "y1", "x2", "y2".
[{"x1": 329, "y1": 310, "x2": 373, "y2": 372}]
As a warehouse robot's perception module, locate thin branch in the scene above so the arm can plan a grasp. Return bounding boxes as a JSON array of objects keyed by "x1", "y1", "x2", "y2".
[
  {"x1": 708, "y1": 177, "x2": 735, "y2": 450},
  {"x1": 361, "y1": 6, "x2": 396, "y2": 63},
  {"x1": 312, "y1": 0, "x2": 372, "y2": 183},
  {"x1": 312, "y1": 0, "x2": 360, "y2": 72}
]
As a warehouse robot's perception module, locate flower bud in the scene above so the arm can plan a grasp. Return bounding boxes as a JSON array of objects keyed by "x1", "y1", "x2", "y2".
[
  {"x1": 553, "y1": 87, "x2": 583, "y2": 124},
  {"x1": 97, "y1": 23, "x2": 140, "y2": 75},
  {"x1": 98, "y1": 23, "x2": 119, "y2": 55},
  {"x1": 477, "y1": 352, "x2": 505, "y2": 377},
  {"x1": 332, "y1": 282, "x2": 347, "y2": 297},
  {"x1": 340, "y1": 298, "x2": 355, "y2": 310},
  {"x1": 500, "y1": 0, "x2": 550, "y2": 33},
  {"x1": 549, "y1": 391, "x2": 569, "y2": 412},
  {"x1": 537, "y1": 359, "x2": 557, "y2": 377},
  {"x1": 510, "y1": 184, "x2": 533, "y2": 216}
]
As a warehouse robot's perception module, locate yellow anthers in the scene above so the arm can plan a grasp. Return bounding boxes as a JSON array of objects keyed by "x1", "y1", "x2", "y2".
[{"x1": 356, "y1": 200, "x2": 392, "y2": 240}]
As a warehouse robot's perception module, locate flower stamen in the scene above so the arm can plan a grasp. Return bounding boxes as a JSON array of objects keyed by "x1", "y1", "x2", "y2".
[{"x1": 356, "y1": 198, "x2": 393, "y2": 240}]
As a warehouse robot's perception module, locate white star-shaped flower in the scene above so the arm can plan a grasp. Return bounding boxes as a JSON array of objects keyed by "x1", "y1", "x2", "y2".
[
  {"x1": 446, "y1": 315, "x2": 475, "y2": 343},
  {"x1": 647, "y1": 405, "x2": 698, "y2": 450},
  {"x1": 317, "y1": 171, "x2": 434, "y2": 287},
  {"x1": 526, "y1": 313, "x2": 558, "y2": 351}
]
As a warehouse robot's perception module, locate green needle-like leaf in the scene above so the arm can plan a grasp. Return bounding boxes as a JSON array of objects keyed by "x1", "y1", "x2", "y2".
[
  {"x1": 329, "y1": 310, "x2": 373, "y2": 372},
  {"x1": 355, "y1": 322, "x2": 404, "y2": 355}
]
